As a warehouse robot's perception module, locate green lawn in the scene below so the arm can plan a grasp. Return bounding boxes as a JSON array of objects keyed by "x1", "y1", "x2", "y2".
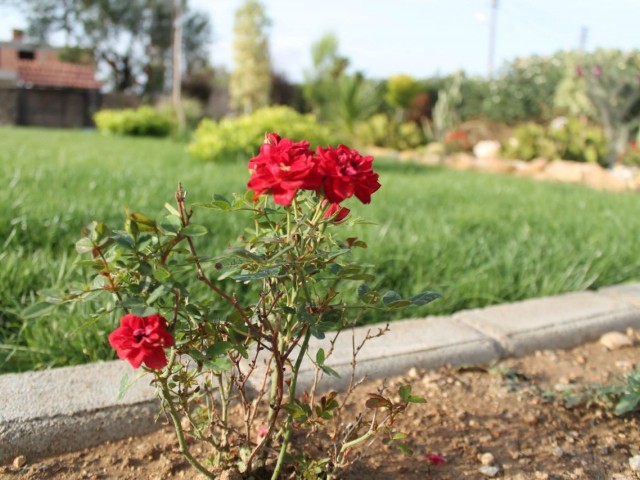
[{"x1": 2, "y1": 126, "x2": 640, "y2": 372}]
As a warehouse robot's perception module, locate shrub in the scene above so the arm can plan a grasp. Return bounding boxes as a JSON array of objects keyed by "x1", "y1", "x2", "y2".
[
  {"x1": 155, "y1": 97, "x2": 205, "y2": 132},
  {"x1": 442, "y1": 130, "x2": 471, "y2": 153},
  {"x1": 502, "y1": 118, "x2": 608, "y2": 164},
  {"x1": 187, "y1": 106, "x2": 335, "y2": 161},
  {"x1": 384, "y1": 74, "x2": 421, "y2": 111},
  {"x1": 353, "y1": 113, "x2": 425, "y2": 150},
  {"x1": 94, "y1": 106, "x2": 173, "y2": 137},
  {"x1": 483, "y1": 53, "x2": 569, "y2": 124}
]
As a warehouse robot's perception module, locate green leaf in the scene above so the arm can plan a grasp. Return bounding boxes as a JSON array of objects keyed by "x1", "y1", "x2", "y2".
[
  {"x1": 382, "y1": 291, "x2": 403, "y2": 305},
  {"x1": 117, "y1": 374, "x2": 129, "y2": 401},
  {"x1": 38, "y1": 289, "x2": 64, "y2": 303},
  {"x1": 181, "y1": 224, "x2": 208, "y2": 237},
  {"x1": 316, "y1": 348, "x2": 325, "y2": 365},
  {"x1": 204, "y1": 357, "x2": 233, "y2": 372},
  {"x1": 206, "y1": 341, "x2": 233, "y2": 358},
  {"x1": 160, "y1": 215, "x2": 181, "y2": 235},
  {"x1": 399, "y1": 385, "x2": 412, "y2": 402},
  {"x1": 357, "y1": 284, "x2": 371, "y2": 298},
  {"x1": 386, "y1": 300, "x2": 412, "y2": 309},
  {"x1": 365, "y1": 394, "x2": 392, "y2": 409},
  {"x1": 615, "y1": 393, "x2": 640, "y2": 416},
  {"x1": 164, "y1": 202, "x2": 181, "y2": 217},
  {"x1": 128, "y1": 212, "x2": 157, "y2": 231},
  {"x1": 310, "y1": 326, "x2": 325, "y2": 340},
  {"x1": 227, "y1": 248, "x2": 264, "y2": 262},
  {"x1": 409, "y1": 291, "x2": 442, "y2": 306},
  {"x1": 22, "y1": 302, "x2": 56, "y2": 319},
  {"x1": 75, "y1": 237, "x2": 94, "y2": 254},
  {"x1": 147, "y1": 285, "x2": 168, "y2": 305},
  {"x1": 395, "y1": 443, "x2": 412, "y2": 455},
  {"x1": 113, "y1": 234, "x2": 135, "y2": 250},
  {"x1": 320, "y1": 364, "x2": 340, "y2": 378},
  {"x1": 233, "y1": 266, "x2": 280, "y2": 282}
]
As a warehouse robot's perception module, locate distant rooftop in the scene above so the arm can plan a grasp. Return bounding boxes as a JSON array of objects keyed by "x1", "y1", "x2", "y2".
[{"x1": 17, "y1": 60, "x2": 101, "y2": 90}]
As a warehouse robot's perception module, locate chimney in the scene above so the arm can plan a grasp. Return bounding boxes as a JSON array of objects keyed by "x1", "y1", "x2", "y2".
[{"x1": 12, "y1": 29, "x2": 24, "y2": 43}]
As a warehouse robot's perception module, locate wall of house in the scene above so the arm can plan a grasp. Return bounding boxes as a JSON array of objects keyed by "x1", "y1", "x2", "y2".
[
  {"x1": 16, "y1": 88, "x2": 100, "y2": 128},
  {"x1": 0, "y1": 88, "x2": 16, "y2": 125},
  {"x1": 0, "y1": 45, "x2": 58, "y2": 72}
]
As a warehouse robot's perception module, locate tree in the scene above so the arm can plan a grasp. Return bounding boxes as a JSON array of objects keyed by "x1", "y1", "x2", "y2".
[
  {"x1": 577, "y1": 50, "x2": 640, "y2": 166},
  {"x1": 384, "y1": 74, "x2": 421, "y2": 112},
  {"x1": 17, "y1": 0, "x2": 212, "y2": 96},
  {"x1": 229, "y1": 0, "x2": 271, "y2": 114},
  {"x1": 303, "y1": 32, "x2": 348, "y2": 120}
]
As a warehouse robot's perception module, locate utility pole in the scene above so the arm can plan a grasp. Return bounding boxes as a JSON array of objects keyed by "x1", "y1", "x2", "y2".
[
  {"x1": 172, "y1": 0, "x2": 185, "y2": 134},
  {"x1": 579, "y1": 26, "x2": 588, "y2": 51},
  {"x1": 488, "y1": 0, "x2": 498, "y2": 80}
]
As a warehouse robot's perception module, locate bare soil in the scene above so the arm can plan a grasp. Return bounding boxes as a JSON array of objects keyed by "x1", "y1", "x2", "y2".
[{"x1": 3, "y1": 332, "x2": 640, "y2": 480}]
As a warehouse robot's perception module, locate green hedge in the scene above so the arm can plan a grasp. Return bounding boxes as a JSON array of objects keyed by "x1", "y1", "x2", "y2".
[
  {"x1": 94, "y1": 106, "x2": 173, "y2": 137},
  {"x1": 187, "y1": 106, "x2": 335, "y2": 161}
]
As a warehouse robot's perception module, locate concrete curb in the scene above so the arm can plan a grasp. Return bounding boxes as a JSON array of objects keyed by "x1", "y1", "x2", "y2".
[{"x1": 3, "y1": 283, "x2": 640, "y2": 464}]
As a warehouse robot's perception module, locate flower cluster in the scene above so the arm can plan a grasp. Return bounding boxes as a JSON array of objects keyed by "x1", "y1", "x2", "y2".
[{"x1": 247, "y1": 133, "x2": 381, "y2": 220}]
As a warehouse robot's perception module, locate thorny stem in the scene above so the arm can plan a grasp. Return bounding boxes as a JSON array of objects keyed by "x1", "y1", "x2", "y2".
[
  {"x1": 95, "y1": 245, "x2": 127, "y2": 311},
  {"x1": 158, "y1": 351, "x2": 215, "y2": 479},
  {"x1": 175, "y1": 183, "x2": 251, "y2": 324},
  {"x1": 271, "y1": 326, "x2": 312, "y2": 480}
]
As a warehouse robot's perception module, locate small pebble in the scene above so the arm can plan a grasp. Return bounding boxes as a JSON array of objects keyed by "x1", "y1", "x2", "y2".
[
  {"x1": 551, "y1": 446, "x2": 564, "y2": 458},
  {"x1": 600, "y1": 331, "x2": 633, "y2": 350},
  {"x1": 406, "y1": 367, "x2": 419, "y2": 379},
  {"x1": 534, "y1": 472, "x2": 549, "y2": 480},
  {"x1": 12, "y1": 456, "x2": 26, "y2": 468},
  {"x1": 479, "y1": 465, "x2": 500, "y2": 477},
  {"x1": 479, "y1": 452, "x2": 495, "y2": 465},
  {"x1": 629, "y1": 454, "x2": 640, "y2": 472}
]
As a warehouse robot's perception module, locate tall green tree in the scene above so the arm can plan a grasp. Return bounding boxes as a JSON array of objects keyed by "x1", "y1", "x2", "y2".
[
  {"x1": 229, "y1": 0, "x2": 271, "y2": 114},
  {"x1": 303, "y1": 32, "x2": 348, "y2": 120},
  {"x1": 16, "y1": 0, "x2": 212, "y2": 95}
]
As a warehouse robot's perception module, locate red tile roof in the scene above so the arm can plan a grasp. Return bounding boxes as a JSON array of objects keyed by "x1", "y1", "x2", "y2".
[{"x1": 17, "y1": 60, "x2": 101, "y2": 90}]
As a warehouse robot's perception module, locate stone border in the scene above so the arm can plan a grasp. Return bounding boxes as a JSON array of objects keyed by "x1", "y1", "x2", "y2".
[
  {"x1": 2, "y1": 283, "x2": 640, "y2": 464},
  {"x1": 364, "y1": 146, "x2": 640, "y2": 193}
]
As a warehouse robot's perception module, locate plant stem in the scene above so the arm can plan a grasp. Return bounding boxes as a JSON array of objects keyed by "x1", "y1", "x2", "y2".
[
  {"x1": 158, "y1": 356, "x2": 215, "y2": 479},
  {"x1": 271, "y1": 326, "x2": 312, "y2": 480}
]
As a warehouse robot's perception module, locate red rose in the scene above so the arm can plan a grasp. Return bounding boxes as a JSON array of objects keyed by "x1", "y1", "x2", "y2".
[
  {"x1": 247, "y1": 133, "x2": 322, "y2": 206},
  {"x1": 108, "y1": 314, "x2": 174, "y2": 369},
  {"x1": 316, "y1": 145, "x2": 381, "y2": 204},
  {"x1": 323, "y1": 201, "x2": 350, "y2": 222}
]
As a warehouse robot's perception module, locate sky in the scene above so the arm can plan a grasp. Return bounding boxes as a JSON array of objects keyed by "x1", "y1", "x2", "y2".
[{"x1": 1, "y1": 0, "x2": 639, "y2": 82}]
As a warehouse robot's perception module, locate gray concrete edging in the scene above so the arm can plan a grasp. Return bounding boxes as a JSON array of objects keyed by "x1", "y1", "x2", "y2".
[{"x1": 2, "y1": 282, "x2": 640, "y2": 464}]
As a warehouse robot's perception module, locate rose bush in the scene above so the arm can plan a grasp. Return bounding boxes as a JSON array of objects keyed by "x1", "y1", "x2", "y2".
[{"x1": 68, "y1": 134, "x2": 438, "y2": 479}]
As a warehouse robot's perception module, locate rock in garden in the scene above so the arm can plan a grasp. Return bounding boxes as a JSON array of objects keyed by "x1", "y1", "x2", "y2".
[
  {"x1": 600, "y1": 331, "x2": 633, "y2": 350},
  {"x1": 479, "y1": 452, "x2": 495, "y2": 465},
  {"x1": 12, "y1": 456, "x2": 26, "y2": 468},
  {"x1": 629, "y1": 454, "x2": 640, "y2": 472},
  {"x1": 473, "y1": 140, "x2": 501, "y2": 159},
  {"x1": 542, "y1": 159, "x2": 585, "y2": 183},
  {"x1": 479, "y1": 465, "x2": 500, "y2": 477}
]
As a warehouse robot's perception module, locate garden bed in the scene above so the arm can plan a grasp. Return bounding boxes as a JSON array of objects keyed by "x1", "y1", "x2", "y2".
[{"x1": 2, "y1": 332, "x2": 639, "y2": 479}]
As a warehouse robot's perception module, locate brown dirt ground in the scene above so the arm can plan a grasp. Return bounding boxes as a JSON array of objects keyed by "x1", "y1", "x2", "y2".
[{"x1": 3, "y1": 331, "x2": 640, "y2": 480}]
